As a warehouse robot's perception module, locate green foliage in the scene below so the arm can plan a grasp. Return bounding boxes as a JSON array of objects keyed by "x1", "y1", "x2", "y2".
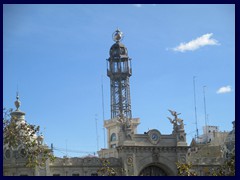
[
  {"x1": 177, "y1": 155, "x2": 235, "y2": 176},
  {"x1": 97, "y1": 157, "x2": 134, "y2": 176},
  {"x1": 176, "y1": 162, "x2": 197, "y2": 176},
  {"x1": 97, "y1": 159, "x2": 117, "y2": 176},
  {"x1": 3, "y1": 108, "x2": 55, "y2": 168},
  {"x1": 211, "y1": 155, "x2": 235, "y2": 176}
]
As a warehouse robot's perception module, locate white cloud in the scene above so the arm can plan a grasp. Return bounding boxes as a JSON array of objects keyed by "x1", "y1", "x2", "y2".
[
  {"x1": 133, "y1": 4, "x2": 142, "y2": 8},
  {"x1": 216, "y1": 86, "x2": 232, "y2": 94},
  {"x1": 172, "y1": 33, "x2": 220, "y2": 52}
]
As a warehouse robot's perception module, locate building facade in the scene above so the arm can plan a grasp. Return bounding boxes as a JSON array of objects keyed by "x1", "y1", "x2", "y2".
[
  {"x1": 5, "y1": 29, "x2": 234, "y2": 176},
  {"x1": 3, "y1": 29, "x2": 188, "y2": 176},
  {"x1": 3, "y1": 95, "x2": 122, "y2": 176},
  {"x1": 97, "y1": 29, "x2": 189, "y2": 176}
]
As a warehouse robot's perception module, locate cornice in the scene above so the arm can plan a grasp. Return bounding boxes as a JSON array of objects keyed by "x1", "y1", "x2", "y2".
[{"x1": 117, "y1": 146, "x2": 189, "y2": 153}]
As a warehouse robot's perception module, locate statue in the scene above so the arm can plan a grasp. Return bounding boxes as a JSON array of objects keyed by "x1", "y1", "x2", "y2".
[
  {"x1": 168, "y1": 109, "x2": 181, "y2": 119},
  {"x1": 177, "y1": 118, "x2": 184, "y2": 130},
  {"x1": 167, "y1": 109, "x2": 187, "y2": 144},
  {"x1": 167, "y1": 109, "x2": 184, "y2": 132},
  {"x1": 167, "y1": 116, "x2": 177, "y2": 132}
]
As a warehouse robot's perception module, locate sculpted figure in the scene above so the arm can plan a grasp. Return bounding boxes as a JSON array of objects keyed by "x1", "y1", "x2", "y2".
[
  {"x1": 177, "y1": 118, "x2": 184, "y2": 130},
  {"x1": 167, "y1": 109, "x2": 184, "y2": 132}
]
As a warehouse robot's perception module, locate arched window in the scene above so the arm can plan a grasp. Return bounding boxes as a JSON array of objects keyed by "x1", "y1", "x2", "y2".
[
  {"x1": 111, "y1": 133, "x2": 116, "y2": 142},
  {"x1": 139, "y1": 165, "x2": 167, "y2": 176}
]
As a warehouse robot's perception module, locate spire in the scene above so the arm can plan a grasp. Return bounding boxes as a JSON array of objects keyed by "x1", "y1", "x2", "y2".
[
  {"x1": 14, "y1": 92, "x2": 21, "y2": 111},
  {"x1": 10, "y1": 92, "x2": 25, "y2": 123}
]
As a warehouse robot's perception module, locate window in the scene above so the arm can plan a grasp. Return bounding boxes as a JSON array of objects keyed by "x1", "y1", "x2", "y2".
[
  {"x1": 110, "y1": 133, "x2": 116, "y2": 141},
  {"x1": 91, "y1": 173, "x2": 98, "y2": 176},
  {"x1": 111, "y1": 144, "x2": 116, "y2": 148},
  {"x1": 53, "y1": 174, "x2": 60, "y2": 176},
  {"x1": 72, "y1": 173, "x2": 79, "y2": 176},
  {"x1": 4, "y1": 149, "x2": 11, "y2": 159},
  {"x1": 120, "y1": 47, "x2": 125, "y2": 55}
]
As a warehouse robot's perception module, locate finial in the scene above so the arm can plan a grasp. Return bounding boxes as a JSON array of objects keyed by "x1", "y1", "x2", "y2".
[
  {"x1": 112, "y1": 28, "x2": 124, "y2": 42},
  {"x1": 14, "y1": 92, "x2": 21, "y2": 111}
]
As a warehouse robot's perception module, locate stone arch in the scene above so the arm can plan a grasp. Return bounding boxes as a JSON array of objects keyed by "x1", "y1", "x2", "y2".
[
  {"x1": 51, "y1": 169, "x2": 63, "y2": 176},
  {"x1": 139, "y1": 164, "x2": 167, "y2": 176},
  {"x1": 136, "y1": 155, "x2": 177, "y2": 176}
]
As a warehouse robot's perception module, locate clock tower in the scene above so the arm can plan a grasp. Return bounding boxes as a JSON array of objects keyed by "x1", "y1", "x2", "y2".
[{"x1": 103, "y1": 29, "x2": 140, "y2": 151}]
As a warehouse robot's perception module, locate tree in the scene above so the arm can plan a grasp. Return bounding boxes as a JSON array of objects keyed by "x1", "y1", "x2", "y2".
[
  {"x1": 176, "y1": 162, "x2": 197, "y2": 176},
  {"x1": 96, "y1": 157, "x2": 135, "y2": 176},
  {"x1": 97, "y1": 158, "x2": 117, "y2": 176},
  {"x1": 3, "y1": 108, "x2": 55, "y2": 168},
  {"x1": 211, "y1": 155, "x2": 235, "y2": 176},
  {"x1": 176, "y1": 155, "x2": 235, "y2": 176}
]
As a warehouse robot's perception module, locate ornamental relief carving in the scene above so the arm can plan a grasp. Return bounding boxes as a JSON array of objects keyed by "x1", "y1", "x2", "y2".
[
  {"x1": 127, "y1": 156, "x2": 133, "y2": 166},
  {"x1": 178, "y1": 154, "x2": 186, "y2": 163}
]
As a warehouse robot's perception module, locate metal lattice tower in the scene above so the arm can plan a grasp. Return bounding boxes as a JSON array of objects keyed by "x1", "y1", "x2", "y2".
[{"x1": 107, "y1": 29, "x2": 132, "y2": 121}]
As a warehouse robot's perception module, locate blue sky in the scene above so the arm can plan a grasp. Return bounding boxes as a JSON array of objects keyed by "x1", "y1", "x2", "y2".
[{"x1": 3, "y1": 4, "x2": 235, "y2": 157}]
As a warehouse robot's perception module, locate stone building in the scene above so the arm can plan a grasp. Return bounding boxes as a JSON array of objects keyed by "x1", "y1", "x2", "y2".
[
  {"x1": 186, "y1": 122, "x2": 235, "y2": 175},
  {"x1": 4, "y1": 29, "x2": 234, "y2": 176},
  {"x1": 98, "y1": 116, "x2": 188, "y2": 175},
  {"x1": 48, "y1": 156, "x2": 122, "y2": 176},
  {"x1": 4, "y1": 29, "x2": 191, "y2": 176},
  {"x1": 3, "y1": 95, "x2": 122, "y2": 176},
  {"x1": 96, "y1": 29, "x2": 188, "y2": 176},
  {"x1": 3, "y1": 96, "x2": 188, "y2": 176},
  {"x1": 3, "y1": 94, "x2": 50, "y2": 176}
]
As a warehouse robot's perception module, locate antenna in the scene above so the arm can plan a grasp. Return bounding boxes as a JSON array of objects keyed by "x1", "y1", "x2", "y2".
[
  {"x1": 66, "y1": 139, "x2": 68, "y2": 157},
  {"x1": 203, "y1": 86, "x2": 208, "y2": 142},
  {"x1": 207, "y1": 114, "x2": 209, "y2": 125},
  {"x1": 193, "y1": 76, "x2": 199, "y2": 139},
  {"x1": 101, "y1": 75, "x2": 106, "y2": 148},
  {"x1": 95, "y1": 114, "x2": 99, "y2": 151}
]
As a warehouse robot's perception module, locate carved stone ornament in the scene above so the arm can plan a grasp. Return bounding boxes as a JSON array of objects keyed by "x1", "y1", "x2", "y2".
[
  {"x1": 127, "y1": 156, "x2": 133, "y2": 166},
  {"x1": 178, "y1": 154, "x2": 186, "y2": 163}
]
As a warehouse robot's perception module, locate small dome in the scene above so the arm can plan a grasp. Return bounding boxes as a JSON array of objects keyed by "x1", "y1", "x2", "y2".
[{"x1": 109, "y1": 42, "x2": 128, "y2": 57}]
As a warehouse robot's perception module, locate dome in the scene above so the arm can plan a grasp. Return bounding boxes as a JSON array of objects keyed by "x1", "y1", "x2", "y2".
[{"x1": 109, "y1": 42, "x2": 128, "y2": 57}]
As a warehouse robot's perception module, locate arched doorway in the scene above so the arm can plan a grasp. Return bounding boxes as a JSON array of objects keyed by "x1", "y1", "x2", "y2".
[{"x1": 139, "y1": 165, "x2": 167, "y2": 176}]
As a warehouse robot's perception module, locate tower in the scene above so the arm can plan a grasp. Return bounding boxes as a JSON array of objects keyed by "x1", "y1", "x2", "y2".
[
  {"x1": 107, "y1": 29, "x2": 132, "y2": 122},
  {"x1": 100, "y1": 29, "x2": 140, "y2": 152}
]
